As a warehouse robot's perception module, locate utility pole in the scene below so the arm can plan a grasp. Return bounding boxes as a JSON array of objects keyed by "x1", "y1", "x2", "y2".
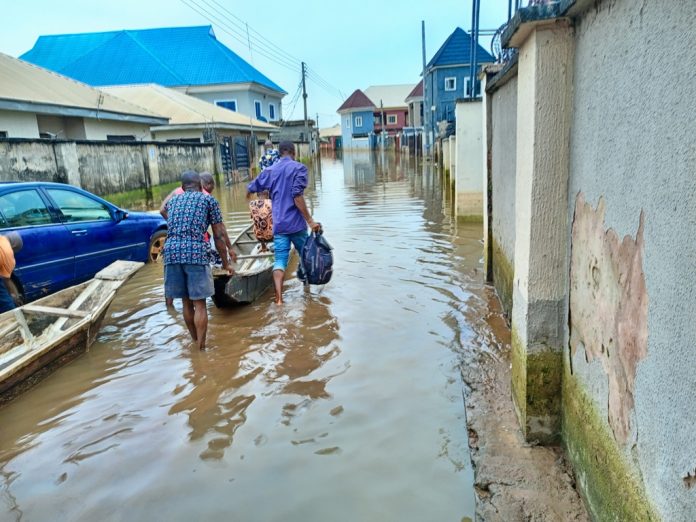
[
  {"x1": 380, "y1": 99, "x2": 386, "y2": 149},
  {"x1": 421, "y1": 21, "x2": 428, "y2": 155},
  {"x1": 301, "y1": 61, "x2": 309, "y2": 154},
  {"x1": 469, "y1": 0, "x2": 481, "y2": 99}
]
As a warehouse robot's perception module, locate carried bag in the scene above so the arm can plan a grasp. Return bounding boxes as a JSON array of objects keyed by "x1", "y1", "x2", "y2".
[
  {"x1": 249, "y1": 198, "x2": 273, "y2": 241},
  {"x1": 301, "y1": 231, "x2": 334, "y2": 285}
]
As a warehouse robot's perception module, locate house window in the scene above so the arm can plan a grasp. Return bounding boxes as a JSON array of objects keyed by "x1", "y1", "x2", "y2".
[
  {"x1": 269, "y1": 103, "x2": 276, "y2": 120},
  {"x1": 463, "y1": 77, "x2": 471, "y2": 96},
  {"x1": 346, "y1": 117, "x2": 350, "y2": 129},
  {"x1": 444, "y1": 77, "x2": 456, "y2": 91},
  {"x1": 355, "y1": 116, "x2": 363, "y2": 127},
  {"x1": 375, "y1": 114, "x2": 381, "y2": 125},
  {"x1": 106, "y1": 135, "x2": 136, "y2": 142},
  {"x1": 215, "y1": 100, "x2": 237, "y2": 112},
  {"x1": 0, "y1": 131, "x2": 7, "y2": 138},
  {"x1": 387, "y1": 114, "x2": 397, "y2": 125},
  {"x1": 254, "y1": 100, "x2": 263, "y2": 119}
]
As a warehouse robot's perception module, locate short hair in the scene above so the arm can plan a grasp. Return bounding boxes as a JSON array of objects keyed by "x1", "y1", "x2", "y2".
[
  {"x1": 181, "y1": 169, "x2": 201, "y2": 189},
  {"x1": 199, "y1": 171, "x2": 214, "y2": 183},
  {"x1": 264, "y1": 140, "x2": 273, "y2": 147},
  {"x1": 278, "y1": 141, "x2": 295, "y2": 155}
]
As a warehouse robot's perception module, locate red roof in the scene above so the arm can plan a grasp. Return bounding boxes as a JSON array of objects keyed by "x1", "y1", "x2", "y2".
[
  {"x1": 405, "y1": 80, "x2": 423, "y2": 100},
  {"x1": 337, "y1": 89, "x2": 375, "y2": 112}
]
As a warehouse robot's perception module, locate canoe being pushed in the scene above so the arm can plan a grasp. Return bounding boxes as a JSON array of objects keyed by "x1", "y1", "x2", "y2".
[
  {"x1": 0, "y1": 260, "x2": 143, "y2": 405},
  {"x1": 212, "y1": 223, "x2": 281, "y2": 307}
]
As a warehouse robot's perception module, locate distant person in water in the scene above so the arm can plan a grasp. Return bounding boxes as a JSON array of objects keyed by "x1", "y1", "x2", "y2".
[
  {"x1": 247, "y1": 141, "x2": 321, "y2": 304},
  {"x1": 163, "y1": 170, "x2": 233, "y2": 350},
  {"x1": 161, "y1": 172, "x2": 235, "y2": 307},
  {"x1": 258, "y1": 140, "x2": 280, "y2": 171}
]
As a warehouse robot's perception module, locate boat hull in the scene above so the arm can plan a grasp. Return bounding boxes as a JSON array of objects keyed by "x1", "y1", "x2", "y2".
[{"x1": 212, "y1": 268, "x2": 273, "y2": 306}]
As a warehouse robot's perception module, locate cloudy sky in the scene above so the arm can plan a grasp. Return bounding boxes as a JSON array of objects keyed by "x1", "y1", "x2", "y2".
[{"x1": 1, "y1": 0, "x2": 510, "y2": 126}]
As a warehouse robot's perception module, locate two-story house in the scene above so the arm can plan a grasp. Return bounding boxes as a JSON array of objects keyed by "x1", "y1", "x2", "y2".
[
  {"x1": 20, "y1": 26, "x2": 286, "y2": 123},
  {"x1": 337, "y1": 84, "x2": 416, "y2": 149},
  {"x1": 337, "y1": 89, "x2": 376, "y2": 149},
  {"x1": 423, "y1": 27, "x2": 494, "y2": 139}
]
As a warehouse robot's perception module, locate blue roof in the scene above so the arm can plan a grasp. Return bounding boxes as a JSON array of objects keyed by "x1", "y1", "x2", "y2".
[
  {"x1": 427, "y1": 27, "x2": 494, "y2": 69},
  {"x1": 20, "y1": 25, "x2": 286, "y2": 94}
]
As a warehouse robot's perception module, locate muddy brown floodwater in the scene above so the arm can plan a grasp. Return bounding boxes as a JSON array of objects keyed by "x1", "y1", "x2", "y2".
[{"x1": 0, "y1": 152, "x2": 491, "y2": 522}]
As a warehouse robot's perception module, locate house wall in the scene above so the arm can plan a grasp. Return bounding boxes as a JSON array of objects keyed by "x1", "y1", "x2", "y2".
[
  {"x1": 36, "y1": 115, "x2": 86, "y2": 140},
  {"x1": 489, "y1": 75, "x2": 517, "y2": 317},
  {"x1": 152, "y1": 129, "x2": 205, "y2": 142},
  {"x1": 191, "y1": 87, "x2": 283, "y2": 122},
  {"x1": 82, "y1": 119, "x2": 152, "y2": 141},
  {"x1": 0, "y1": 110, "x2": 39, "y2": 138}
]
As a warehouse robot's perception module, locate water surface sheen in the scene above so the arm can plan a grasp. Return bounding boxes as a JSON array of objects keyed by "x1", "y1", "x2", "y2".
[{"x1": 0, "y1": 153, "x2": 484, "y2": 521}]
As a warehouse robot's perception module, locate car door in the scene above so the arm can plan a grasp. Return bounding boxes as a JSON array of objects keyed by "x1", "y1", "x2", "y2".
[
  {"x1": 0, "y1": 188, "x2": 75, "y2": 301},
  {"x1": 44, "y1": 187, "x2": 141, "y2": 283}
]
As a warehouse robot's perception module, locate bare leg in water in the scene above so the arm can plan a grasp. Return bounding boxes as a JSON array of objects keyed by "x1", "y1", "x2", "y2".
[
  {"x1": 182, "y1": 298, "x2": 209, "y2": 349},
  {"x1": 273, "y1": 269, "x2": 284, "y2": 305}
]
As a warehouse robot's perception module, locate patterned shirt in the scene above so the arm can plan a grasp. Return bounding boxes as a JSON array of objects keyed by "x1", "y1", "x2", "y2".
[
  {"x1": 258, "y1": 148, "x2": 280, "y2": 170},
  {"x1": 163, "y1": 191, "x2": 223, "y2": 265}
]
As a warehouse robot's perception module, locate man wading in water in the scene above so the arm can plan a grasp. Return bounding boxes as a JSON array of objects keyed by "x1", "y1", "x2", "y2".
[
  {"x1": 247, "y1": 141, "x2": 321, "y2": 305},
  {"x1": 163, "y1": 170, "x2": 233, "y2": 349}
]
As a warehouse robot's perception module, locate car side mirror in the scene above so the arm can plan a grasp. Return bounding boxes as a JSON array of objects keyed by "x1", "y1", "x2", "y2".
[{"x1": 114, "y1": 209, "x2": 128, "y2": 222}]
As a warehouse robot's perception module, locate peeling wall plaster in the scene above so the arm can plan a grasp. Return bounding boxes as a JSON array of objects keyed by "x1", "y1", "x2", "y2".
[{"x1": 569, "y1": 193, "x2": 647, "y2": 444}]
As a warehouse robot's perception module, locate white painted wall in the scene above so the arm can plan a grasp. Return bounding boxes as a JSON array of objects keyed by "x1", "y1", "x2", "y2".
[
  {"x1": 82, "y1": 119, "x2": 152, "y2": 141},
  {"x1": 191, "y1": 89, "x2": 283, "y2": 121},
  {"x1": 454, "y1": 100, "x2": 483, "y2": 219},
  {"x1": 0, "y1": 110, "x2": 40, "y2": 138}
]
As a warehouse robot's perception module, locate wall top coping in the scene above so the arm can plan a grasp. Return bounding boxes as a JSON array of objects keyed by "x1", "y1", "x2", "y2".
[
  {"x1": 485, "y1": 53, "x2": 519, "y2": 94},
  {"x1": 501, "y1": 2, "x2": 569, "y2": 48},
  {"x1": 0, "y1": 137, "x2": 214, "y2": 148}
]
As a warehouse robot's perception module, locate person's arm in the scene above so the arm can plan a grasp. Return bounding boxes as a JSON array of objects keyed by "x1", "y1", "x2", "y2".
[
  {"x1": 291, "y1": 164, "x2": 320, "y2": 232},
  {"x1": 159, "y1": 188, "x2": 178, "y2": 219},
  {"x1": 207, "y1": 197, "x2": 233, "y2": 271},
  {"x1": 247, "y1": 170, "x2": 270, "y2": 199}
]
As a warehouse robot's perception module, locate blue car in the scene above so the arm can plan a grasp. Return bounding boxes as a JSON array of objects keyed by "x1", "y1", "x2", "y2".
[{"x1": 0, "y1": 182, "x2": 167, "y2": 303}]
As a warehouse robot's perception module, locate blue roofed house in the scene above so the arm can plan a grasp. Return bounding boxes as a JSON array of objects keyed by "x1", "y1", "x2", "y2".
[
  {"x1": 20, "y1": 26, "x2": 286, "y2": 123},
  {"x1": 424, "y1": 27, "x2": 494, "y2": 140}
]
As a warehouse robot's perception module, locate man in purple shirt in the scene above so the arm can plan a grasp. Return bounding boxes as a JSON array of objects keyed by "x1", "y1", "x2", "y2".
[{"x1": 247, "y1": 141, "x2": 320, "y2": 304}]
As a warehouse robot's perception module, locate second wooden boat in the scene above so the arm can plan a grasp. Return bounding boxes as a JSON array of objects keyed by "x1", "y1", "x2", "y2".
[{"x1": 0, "y1": 260, "x2": 143, "y2": 405}]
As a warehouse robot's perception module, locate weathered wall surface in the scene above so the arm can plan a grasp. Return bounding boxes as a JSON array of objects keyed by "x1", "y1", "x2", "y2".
[
  {"x1": 489, "y1": 75, "x2": 517, "y2": 317},
  {"x1": 0, "y1": 139, "x2": 214, "y2": 196},
  {"x1": 565, "y1": 0, "x2": 696, "y2": 519},
  {"x1": 82, "y1": 119, "x2": 152, "y2": 141}
]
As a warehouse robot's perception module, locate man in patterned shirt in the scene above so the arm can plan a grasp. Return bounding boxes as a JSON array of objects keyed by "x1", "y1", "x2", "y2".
[
  {"x1": 258, "y1": 140, "x2": 280, "y2": 171},
  {"x1": 164, "y1": 170, "x2": 233, "y2": 350}
]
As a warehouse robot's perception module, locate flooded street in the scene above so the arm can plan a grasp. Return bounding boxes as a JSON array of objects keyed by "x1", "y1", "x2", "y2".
[{"x1": 0, "y1": 153, "x2": 489, "y2": 522}]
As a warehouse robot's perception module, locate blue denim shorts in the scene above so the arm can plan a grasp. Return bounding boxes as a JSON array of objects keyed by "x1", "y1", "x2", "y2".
[
  {"x1": 273, "y1": 230, "x2": 308, "y2": 271},
  {"x1": 164, "y1": 263, "x2": 214, "y2": 300}
]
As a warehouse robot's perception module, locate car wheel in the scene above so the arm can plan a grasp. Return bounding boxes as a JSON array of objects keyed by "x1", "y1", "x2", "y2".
[
  {"x1": 148, "y1": 230, "x2": 167, "y2": 263},
  {"x1": 6, "y1": 277, "x2": 24, "y2": 307}
]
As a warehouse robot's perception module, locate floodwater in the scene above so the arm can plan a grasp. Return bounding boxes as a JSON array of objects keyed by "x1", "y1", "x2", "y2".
[{"x1": 0, "y1": 152, "x2": 487, "y2": 522}]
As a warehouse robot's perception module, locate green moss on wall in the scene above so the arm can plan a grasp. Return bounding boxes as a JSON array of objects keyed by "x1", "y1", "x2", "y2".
[
  {"x1": 491, "y1": 237, "x2": 513, "y2": 317},
  {"x1": 456, "y1": 215, "x2": 484, "y2": 224},
  {"x1": 104, "y1": 180, "x2": 181, "y2": 210},
  {"x1": 512, "y1": 328, "x2": 562, "y2": 442},
  {"x1": 563, "y1": 367, "x2": 660, "y2": 521}
]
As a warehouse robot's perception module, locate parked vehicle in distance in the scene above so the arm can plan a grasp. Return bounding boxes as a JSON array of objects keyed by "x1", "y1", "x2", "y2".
[{"x1": 0, "y1": 182, "x2": 167, "y2": 304}]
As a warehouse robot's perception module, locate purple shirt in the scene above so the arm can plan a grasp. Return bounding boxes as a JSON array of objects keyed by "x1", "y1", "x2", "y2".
[{"x1": 247, "y1": 156, "x2": 308, "y2": 235}]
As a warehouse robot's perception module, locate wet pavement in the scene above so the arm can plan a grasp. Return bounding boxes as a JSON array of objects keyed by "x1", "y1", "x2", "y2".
[{"x1": 0, "y1": 152, "x2": 489, "y2": 521}]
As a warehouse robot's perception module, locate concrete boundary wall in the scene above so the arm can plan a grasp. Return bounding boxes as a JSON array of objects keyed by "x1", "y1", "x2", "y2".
[
  {"x1": 0, "y1": 139, "x2": 215, "y2": 196},
  {"x1": 484, "y1": 0, "x2": 695, "y2": 519}
]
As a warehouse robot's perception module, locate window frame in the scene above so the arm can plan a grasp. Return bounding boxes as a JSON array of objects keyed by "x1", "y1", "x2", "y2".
[
  {"x1": 254, "y1": 100, "x2": 263, "y2": 119},
  {"x1": 444, "y1": 77, "x2": 457, "y2": 91},
  {"x1": 215, "y1": 99, "x2": 238, "y2": 112},
  {"x1": 387, "y1": 114, "x2": 397, "y2": 125},
  {"x1": 45, "y1": 188, "x2": 113, "y2": 224},
  {"x1": 268, "y1": 103, "x2": 276, "y2": 120},
  {"x1": 0, "y1": 188, "x2": 56, "y2": 229},
  {"x1": 354, "y1": 115, "x2": 363, "y2": 127}
]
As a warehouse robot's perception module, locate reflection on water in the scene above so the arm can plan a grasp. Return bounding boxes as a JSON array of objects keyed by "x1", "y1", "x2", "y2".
[{"x1": 0, "y1": 152, "x2": 485, "y2": 522}]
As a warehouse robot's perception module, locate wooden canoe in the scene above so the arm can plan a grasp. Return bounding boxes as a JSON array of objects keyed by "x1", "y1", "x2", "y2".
[
  {"x1": 212, "y1": 223, "x2": 279, "y2": 307},
  {"x1": 0, "y1": 260, "x2": 143, "y2": 404}
]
